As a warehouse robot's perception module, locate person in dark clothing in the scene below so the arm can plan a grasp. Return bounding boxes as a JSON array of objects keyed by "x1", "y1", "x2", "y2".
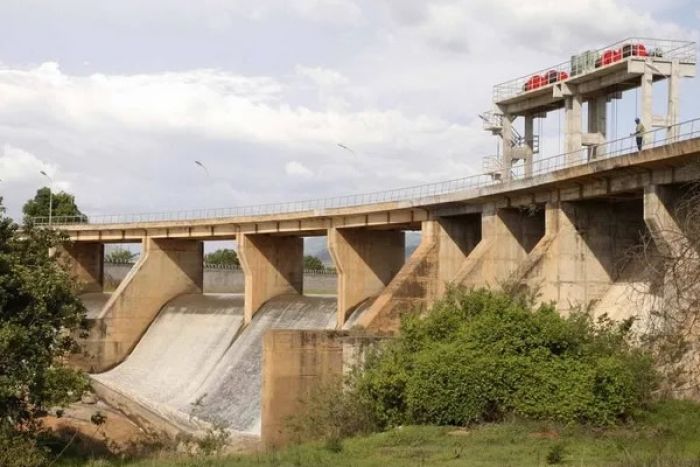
[{"x1": 634, "y1": 118, "x2": 645, "y2": 151}]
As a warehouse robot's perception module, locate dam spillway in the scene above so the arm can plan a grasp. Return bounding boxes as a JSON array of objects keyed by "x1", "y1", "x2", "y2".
[{"x1": 90, "y1": 293, "x2": 337, "y2": 434}]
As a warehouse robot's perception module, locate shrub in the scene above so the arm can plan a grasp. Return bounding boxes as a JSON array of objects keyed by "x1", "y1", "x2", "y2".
[{"x1": 354, "y1": 287, "x2": 656, "y2": 428}]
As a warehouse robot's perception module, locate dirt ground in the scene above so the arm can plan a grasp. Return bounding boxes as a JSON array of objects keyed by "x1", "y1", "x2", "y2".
[{"x1": 43, "y1": 399, "x2": 153, "y2": 456}]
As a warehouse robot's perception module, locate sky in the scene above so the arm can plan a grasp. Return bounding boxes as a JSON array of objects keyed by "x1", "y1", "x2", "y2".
[{"x1": 0, "y1": 0, "x2": 699, "y2": 221}]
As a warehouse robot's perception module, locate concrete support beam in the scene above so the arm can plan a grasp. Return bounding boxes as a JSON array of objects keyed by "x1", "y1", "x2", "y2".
[
  {"x1": 641, "y1": 63, "x2": 653, "y2": 149},
  {"x1": 501, "y1": 113, "x2": 514, "y2": 181},
  {"x1": 565, "y1": 93, "x2": 582, "y2": 159},
  {"x1": 667, "y1": 60, "x2": 680, "y2": 141},
  {"x1": 524, "y1": 115, "x2": 534, "y2": 177},
  {"x1": 75, "y1": 238, "x2": 203, "y2": 372},
  {"x1": 329, "y1": 228, "x2": 404, "y2": 327},
  {"x1": 643, "y1": 184, "x2": 683, "y2": 257},
  {"x1": 356, "y1": 215, "x2": 481, "y2": 332},
  {"x1": 586, "y1": 96, "x2": 607, "y2": 158},
  {"x1": 523, "y1": 199, "x2": 645, "y2": 309},
  {"x1": 456, "y1": 205, "x2": 545, "y2": 288},
  {"x1": 239, "y1": 234, "x2": 303, "y2": 323},
  {"x1": 60, "y1": 242, "x2": 104, "y2": 293}
]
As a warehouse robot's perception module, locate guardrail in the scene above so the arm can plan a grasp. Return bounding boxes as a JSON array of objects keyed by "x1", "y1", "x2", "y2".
[
  {"x1": 32, "y1": 117, "x2": 700, "y2": 227},
  {"x1": 493, "y1": 37, "x2": 696, "y2": 103}
]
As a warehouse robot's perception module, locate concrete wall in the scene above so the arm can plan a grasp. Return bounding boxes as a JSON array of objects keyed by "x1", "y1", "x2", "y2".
[
  {"x1": 456, "y1": 205, "x2": 545, "y2": 288},
  {"x1": 239, "y1": 234, "x2": 303, "y2": 323},
  {"x1": 60, "y1": 242, "x2": 104, "y2": 293},
  {"x1": 522, "y1": 198, "x2": 645, "y2": 310},
  {"x1": 104, "y1": 263, "x2": 336, "y2": 294},
  {"x1": 261, "y1": 330, "x2": 383, "y2": 448},
  {"x1": 74, "y1": 238, "x2": 203, "y2": 373},
  {"x1": 329, "y1": 228, "x2": 405, "y2": 327}
]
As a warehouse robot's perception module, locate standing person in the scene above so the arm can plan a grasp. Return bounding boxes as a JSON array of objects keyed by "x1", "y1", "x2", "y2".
[{"x1": 633, "y1": 118, "x2": 645, "y2": 151}]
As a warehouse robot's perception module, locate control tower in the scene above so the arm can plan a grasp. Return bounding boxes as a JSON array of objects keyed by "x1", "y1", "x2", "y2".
[{"x1": 482, "y1": 38, "x2": 696, "y2": 180}]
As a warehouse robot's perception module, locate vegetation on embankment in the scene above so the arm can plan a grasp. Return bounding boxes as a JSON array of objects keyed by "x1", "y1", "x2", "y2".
[{"x1": 58, "y1": 400, "x2": 700, "y2": 466}]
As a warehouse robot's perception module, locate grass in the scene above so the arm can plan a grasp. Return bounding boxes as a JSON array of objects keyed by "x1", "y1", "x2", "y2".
[{"x1": 58, "y1": 400, "x2": 700, "y2": 467}]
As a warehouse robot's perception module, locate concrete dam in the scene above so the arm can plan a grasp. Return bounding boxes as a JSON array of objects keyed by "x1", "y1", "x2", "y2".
[
  {"x1": 86, "y1": 293, "x2": 337, "y2": 436},
  {"x1": 43, "y1": 37, "x2": 700, "y2": 446}
]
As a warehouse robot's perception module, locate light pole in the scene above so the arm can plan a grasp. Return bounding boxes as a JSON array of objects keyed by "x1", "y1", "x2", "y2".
[
  {"x1": 40, "y1": 171, "x2": 53, "y2": 226},
  {"x1": 194, "y1": 160, "x2": 210, "y2": 177}
]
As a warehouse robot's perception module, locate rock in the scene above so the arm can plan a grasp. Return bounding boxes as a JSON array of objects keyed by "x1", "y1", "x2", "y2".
[{"x1": 81, "y1": 392, "x2": 98, "y2": 404}]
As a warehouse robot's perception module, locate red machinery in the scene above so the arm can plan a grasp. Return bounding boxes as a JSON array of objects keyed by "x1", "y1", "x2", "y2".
[{"x1": 524, "y1": 70, "x2": 569, "y2": 91}]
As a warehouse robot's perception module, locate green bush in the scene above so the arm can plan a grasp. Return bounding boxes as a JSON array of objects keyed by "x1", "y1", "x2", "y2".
[{"x1": 354, "y1": 287, "x2": 656, "y2": 428}]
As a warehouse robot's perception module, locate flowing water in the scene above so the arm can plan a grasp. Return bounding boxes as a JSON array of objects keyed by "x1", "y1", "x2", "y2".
[{"x1": 91, "y1": 293, "x2": 336, "y2": 434}]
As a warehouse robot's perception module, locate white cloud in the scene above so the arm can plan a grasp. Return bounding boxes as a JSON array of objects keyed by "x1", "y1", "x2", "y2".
[
  {"x1": 285, "y1": 160, "x2": 314, "y2": 177},
  {"x1": 296, "y1": 65, "x2": 349, "y2": 87},
  {"x1": 382, "y1": 0, "x2": 688, "y2": 55},
  {"x1": 289, "y1": 0, "x2": 363, "y2": 25},
  {"x1": 0, "y1": 145, "x2": 54, "y2": 182}
]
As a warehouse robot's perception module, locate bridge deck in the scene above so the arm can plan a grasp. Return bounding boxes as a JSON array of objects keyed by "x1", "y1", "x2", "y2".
[{"x1": 56, "y1": 134, "x2": 700, "y2": 242}]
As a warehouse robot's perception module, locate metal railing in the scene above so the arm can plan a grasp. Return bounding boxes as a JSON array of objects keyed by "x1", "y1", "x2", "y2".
[
  {"x1": 493, "y1": 37, "x2": 696, "y2": 103},
  {"x1": 32, "y1": 118, "x2": 700, "y2": 227}
]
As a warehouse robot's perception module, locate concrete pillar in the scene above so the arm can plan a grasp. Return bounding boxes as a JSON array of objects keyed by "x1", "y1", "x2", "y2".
[
  {"x1": 565, "y1": 93, "x2": 583, "y2": 160},
  {"x1": 457, "y1": 205, "x2": 545, "y2": 288},
  {"x1": 524, "y1": 115, "x2": 534, "y2": 177},
  {"x1": 239, "y1": 234, "x2": 303, "y2": 323},
  {"x1": 667, "y1": 60, "x2": 680, "y2": 141},
  {"x1": 75, "y1": 238, "x2": 203, "y2": 372},
  {"x1": 644, "y1": 184, "x2": 683, "y2": 257},
  {"x1": 60, "y1": 242, "x2": 104, "y2": 293},
  {"x1": 587, "y1": 96, "x2": 607, "y2": 158},
  {"x1": 328, "y1": 228, "x2": 404, "y2": 327},
  {"x1": 356, "y1": 214, "x2": 482, "y2": 332},
  {"x1": 501, "y1": 113, "x2": 514, "y2": 181},
  {"x1": 525, "y1": 199, "x2": 645, "y2": 310},
  {"x1": 641, "y1": 63, "x2": 653, "y2": 149}
]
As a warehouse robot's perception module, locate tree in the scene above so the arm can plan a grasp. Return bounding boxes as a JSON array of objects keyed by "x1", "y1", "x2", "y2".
[
  {"x1": 22, "y1": 187, "x2": 85, "y2": 222},
  {"x1": 205, "y1": 248, "x2": 239, "y2": 267},
  {"x1": 304, "y1": 255, "x2": 325, "y2": 272},
  {"x1": 0, "y1": 197, "x2": 88, "y2": 463},
  {"x1": 628, "y1": 182, "x2": 700, "y2": 396},
  {"x1": 105, "y1": 247, "x2": 138, "y2": 263}
]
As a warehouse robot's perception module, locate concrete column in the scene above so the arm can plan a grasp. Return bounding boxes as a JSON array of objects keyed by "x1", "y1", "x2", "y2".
[
  {"x1": 501, "y1": 113, "x2": 514, "y2": 181},
  {"x1": 356, "y1": 214, "x2": 482, "y2": 332},
  {"x1": 667, "y1": 60, "x2": 680, "y2": 141},
  {"x1": 60, "y1": 242, "x2": 104, "y2": 293},
  {"x1": 74, "y1": 238, "x2": 203, "y2": 372},
  {"x1": 644, "y1": 184, "x2": 683, "y2": 257},
  {"x1": 457, "y1": 205, "x2": 545, "y2": 288},
  {"x1": 641, "y1": 63, "x2": 653, "y2": 149},
  {"x1": 525, "y1": 199, "x2": 645, "y2": 310},
  {"x1": 239, "y1": 234, "x2": 303, "y2": 323},
  {"x1": 524, "y1": 115, "x2": 534, "y2": 177},
  {"x1": 565, "y1": 93, "x2": 583, "y2": 160},
  {"x1": 328, "y1": 228, "x2": 404, "y2": 327},
  {"x1": 587, "y1": 96, "x2": 607, "y2": 158}
]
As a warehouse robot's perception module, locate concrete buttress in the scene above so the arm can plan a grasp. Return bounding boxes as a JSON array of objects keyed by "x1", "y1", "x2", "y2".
[
  {"x1": 523, "y1": 199, "x2": 645, "y2": 310},
  {"x1": 456, "y1": 205, "x2": 544, "y2": 288},
  {"x1": 329, "y1": 228, "x2": 404, "y2": 328},
  {"x1": 59, "y1": 242, "x2": 104, "y2": 293},
  {"x1": 238, "y1": 234, "x2": 303, "y2": 323},
  {"x1": 355, "y1": 214, "x2": 480, "y2": 332},
  {"x1": 74, "y1": 238, "x2": 203, "y2": 372}
]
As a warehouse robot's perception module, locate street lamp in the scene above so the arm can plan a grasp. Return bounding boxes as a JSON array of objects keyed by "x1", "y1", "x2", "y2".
[
  {"x1": 194, "y1": 160, "x2": 210, "y2": 177},
  {"x1": 40, "y1": 171, "x2": 53, "y2": 226}
]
